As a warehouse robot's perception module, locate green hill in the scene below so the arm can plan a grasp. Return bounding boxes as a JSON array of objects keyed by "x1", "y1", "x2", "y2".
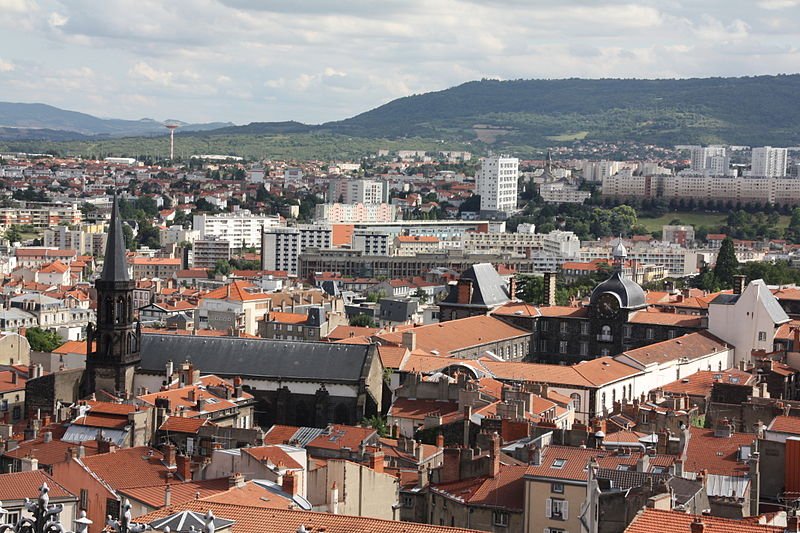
[{"x1": 321, "y1": 75, "x2": 800, "y2": 146}]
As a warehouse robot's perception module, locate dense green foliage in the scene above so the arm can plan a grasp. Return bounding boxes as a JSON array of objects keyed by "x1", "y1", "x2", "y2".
[
  {"x1": 713, "y1": 238, "x2": 740, "y2": 288},
  {"x1": 26, "y1": 327, "x2": 64, "y2": 352},
  {"x1": 350, "y1": 314, "x2": 377, "y2": 328}
]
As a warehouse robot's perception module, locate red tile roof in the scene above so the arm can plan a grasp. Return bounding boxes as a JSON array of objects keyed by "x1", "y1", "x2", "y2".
[
  {"x1": 683, "y1": 428, "x2": 755, "y2": 476},
  {"x1": 137, "y1": 500, "x2": 483, "y2": 533},
  {"x1": 120, "y1": 478, "x2": 231, "y2": 508},
  {"x1": 625, "y1": 508, "x2": 782, "y2": 533},
  {"x1": 159, "y1": 417, "x2": 212, "y2": 434},
  {"x1": 767, "y1": 415, "x2": 800, "y2": 435},
  {"x1": 79, "y1": 447, "x2": 171, "y2": 489},
  {"x1": 618, "y1": 331, "x2": 729, "y2": 368},
  {"x1": 627, "y1": 310, "x2": 703, "y2": 327},
  {"x1": 307, "y1": 425, "x2": 377, "y2": 452},
  {"x1": 525, "y1": 445, "x2": 674, "y2": 482},
  {"x1": 0, "y1": 470, "x2": 74, "y2": 501},
  {"x1": 203, "y1": 280, "x2": 269, "y2": 302},
  {"x1": 388, "y1": 398, "x2": 462, "y2": 424},
  {"x1": 431, "y1": 465, "x2": 527, "y2": 512},
  {"x1": 242, "y1": 446, "x2": 303, "y2": 470},
  {"x1": 662, "y1": 369, "x2": 754, "y2": 397}
]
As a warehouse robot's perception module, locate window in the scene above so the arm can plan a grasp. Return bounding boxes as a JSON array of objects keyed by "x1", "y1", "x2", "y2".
[
  {"x1": 623, "y1": 325, "x2": 632, "y2": 338},
  {"x1": 545, "y1": 529, "x2": 565, "y2": 533},
  {"x1": 668, "y1": 329, "x2": 676, "y2": 339},
  {"x1": 3, "y1": 511, "x2": 19, "y2": 525},
  {"x1": 580, "y1": 321, "x2": 590, "y2": 335},
  {"x1": 552, "y1": 459, "x2": 567, "y2": 469},
  {"x1": 546, "y1": 498, "x2": 568, "y2": 520},
  {"x1": 580, "y1": 342, "x2": 588, "y2": 356},
  {"x1": 559, "y1": 341, "x2": 568, "y2": 354},
  {"x1": 758, "y1": 331, "x2": 767, "y2": 341},
  {"x1": 560, "y1": 321, "x2": 568, "y2": 334},
  {"x1": 492, "y1": 511, "x2": 509, "y2": 527},
  {"x1": 570, "y1": 393, "x2": 581, "y2": 414},
  {"x1": 539, "y1": 340, "x2": 548, "y2": 352},
  {"x1": 541, "y1": 321, "x2": 549, "y2": 332},
  {"x1": 551, "y1": 482, "x2": 564, "y2": 493},
  {"x1": 402, "y1": 495, "x2": 414, "y2": 508},
  {"x1": 646, "y1": 328, "x2": 654, "y2": 340},
  {"x1": 80, "y1": 489, "x2": 89, "y2": 511},
  {"x1": 601, "y1": 325, "x2": 612, "y2": 337}
]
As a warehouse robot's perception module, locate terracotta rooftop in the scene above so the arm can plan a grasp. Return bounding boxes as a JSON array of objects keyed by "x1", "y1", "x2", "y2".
[
  {"x1": 78, "y1": 446, "x2": 172, "y2": 489},
  {"x1": 388, "y1": 398, "x2": 462, "y2": 424},
  {"x1": 120, "y1": 478, "x2": 231, "y2": 509},
  {"x1": 375, "y1": 315, "x2": 530, "y2": 357},
  {"x1": 242, "y1": 446, "x2": 303, "y2": 470},
  {"x1": 431, "y1": 464, "x2": 527, "y2": 512},
  {"x1": 525, "y1": 445, "x2": 674, "y2": 482},
  {"x1": 625, "y1": 508, "x2": 782, "y2": 533},
  {"x1": 683, "y1": 428, "x2": 755, "y2": 476},
  {"x1": 136, "y1": 500, "x2": 484, "y2": 533},
  {"x1": 662, "y1": 369, "x2": 754, "y2": 397},
  {"x1": 618, "y1": 331, "x2": 729, "y2": 368},
  {"x1": 767, "y1": 415, "x2": 800, "y2": 435},
  {"x1": 0, "y1": 470, "x2": 74, "y2": 501},
  {"x1": 627, "y1": 310, "x2": 703, "y2": 328}
]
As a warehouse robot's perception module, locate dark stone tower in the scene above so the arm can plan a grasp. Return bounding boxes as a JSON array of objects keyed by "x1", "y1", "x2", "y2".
[{"x1": 84, "y1": 194, "x2": 141, "y2": 397}]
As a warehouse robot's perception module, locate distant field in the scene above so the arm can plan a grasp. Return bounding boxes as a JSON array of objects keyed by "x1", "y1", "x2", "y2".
[{"x1": 638, "y1": 211, "x2": 791, "y2": 233}]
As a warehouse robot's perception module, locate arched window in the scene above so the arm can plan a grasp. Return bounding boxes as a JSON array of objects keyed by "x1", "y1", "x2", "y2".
[
  {"x1": 570, "y1": 393, "x2": 581, "y2": 414},
  {"x1": 601, "y1": 392, "x2": 607, "y2": 410},
  {"x1": 612, "y1": 389, "x2": 616, "y2": 404},
  {"x1": 628, "y1": 384, "x2": 632, "y2": 399},
  {"x1": 601, "y1": 325, "x2": 611, "y2": 336}
]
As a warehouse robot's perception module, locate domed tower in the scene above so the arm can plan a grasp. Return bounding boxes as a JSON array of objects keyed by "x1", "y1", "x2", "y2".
[
  {"x1": 83, "y1": 193, "x2": 141, "y2": 398},
  {"x1": 586, "y1": 239, "x2": 647, "y2": 357}
]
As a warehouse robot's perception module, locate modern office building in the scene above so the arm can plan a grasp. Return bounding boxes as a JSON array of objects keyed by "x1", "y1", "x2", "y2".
[
  {"x1": 262, "y1": 225, "x2": 333, "y2": 275},
  {"x1": 193, "y1": 210, "x2": 281, "y2": 250},
  {"x1": 476, "y1": 155, "x2": 519, "y2": 216}
]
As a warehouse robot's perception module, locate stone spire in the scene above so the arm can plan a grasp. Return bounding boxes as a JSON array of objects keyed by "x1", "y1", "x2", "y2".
[{"x1": 101, "y1": 192, "x2": 130, "y2": 282}]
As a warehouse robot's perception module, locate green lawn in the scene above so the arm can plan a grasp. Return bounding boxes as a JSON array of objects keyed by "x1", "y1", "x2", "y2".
[{"x1": 638, "y1": 211, "x2": 790, "y2": 233}]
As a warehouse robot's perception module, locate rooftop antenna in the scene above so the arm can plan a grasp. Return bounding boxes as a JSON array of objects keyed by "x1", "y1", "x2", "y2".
[{"x1": 164, "y1": 122, "x2": 180, "y2": 161}]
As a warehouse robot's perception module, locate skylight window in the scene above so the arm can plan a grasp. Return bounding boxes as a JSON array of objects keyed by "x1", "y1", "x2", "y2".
[{"x1": 552, "y1": 459, "x2": 567, "y2": 468}]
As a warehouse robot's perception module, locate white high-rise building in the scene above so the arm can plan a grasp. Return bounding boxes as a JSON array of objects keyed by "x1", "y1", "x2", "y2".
[
  {"x1": 689, "y1": 145, "x2": 729, "y2": 174},
  {"x1": 261, "y1": 225, "x2": 332, "y2": 275},
  {"x1": 476, "y1": 155, "x2": 519, "y2": 215},
  {"x1": 751, "y1": 146, "x2": 788, "y2": 177},
  {"x1": 193, "y1": 211, "x2": 281, "y2": 250},
  {"x1": 328, "y1": 179, "x2": 386, "y2": 204}
]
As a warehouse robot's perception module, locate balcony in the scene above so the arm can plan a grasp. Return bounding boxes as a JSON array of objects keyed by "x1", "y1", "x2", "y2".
[{"x1": 596, "y1": 334, "x2": 613, "y2": 342}]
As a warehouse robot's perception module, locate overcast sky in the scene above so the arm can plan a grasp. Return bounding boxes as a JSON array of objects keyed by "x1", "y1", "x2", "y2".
[{"x1": 1, "y1": 0, "x2": 798, "y2": 124}]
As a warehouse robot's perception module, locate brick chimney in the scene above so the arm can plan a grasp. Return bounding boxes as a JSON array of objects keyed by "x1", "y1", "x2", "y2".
[
  {"x1": 97, "y1": 439, "x2": 116, "y2": 454},
  {"x1": 690, "y1": 517, "x2": 705, "y2": 533},
  {"x1": 489, "y1": 432, "x2": 501, "y2": 478},
  {"x1": 282, "y1": 471, "x2": 299, "y2": 496},
  {"x1": 229, "y1": 472, "x2": 245, "y2": 489},
  {"x1": 176, "y1": 454, "x2": 192, "y2": 481},
  {"x1": 162, "y1": 443, "x2": 177, "y2": 468},
  {"x1": 369, "y1": 450, "x2": 385, "y2": 474},
  {"x1": 456, "y1": 278, "x2": 473, "y2": 304},
  {"x1": 164, "y1": 484, "x2": 172, "y2": 508}
]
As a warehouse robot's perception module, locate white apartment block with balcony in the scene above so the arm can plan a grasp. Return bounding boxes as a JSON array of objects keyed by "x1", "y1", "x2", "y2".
[
  {"x1": 751, "y1": 146, "x2": 788, "y2": 177},
  {"x1": 314, "y1": 203, "x2": 397, "y2": 223},
  {"x1": 477, "y1": 155, "x2": 519, "y2": 215},
  {"x1": 0, "y1": 204, "x2": 82, "y2": 229},
  {"x1": 43, "y1": 224, "x2": 107, "y2": 257},
  {"x1": 194, "y1": 210, "x2": 281, "y2": 250},
  {"x1": 261, "y1": 225, "x2": 332, "y2": 275}
]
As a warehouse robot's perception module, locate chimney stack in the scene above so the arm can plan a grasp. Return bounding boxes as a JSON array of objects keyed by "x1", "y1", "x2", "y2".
[
  {"x1": 733, "y1": 275, "x2": 746, "y2": 295},
  {"x1": 489, "y1": 432, "x2": 501, "y2": 478},
  {"x1": 543, "y1": 272, "x2": 557, "y2": 307},
  {"x1": 176, "y1": 454, "x2": 192, "y2": 481},
  {"x1": 329, "y1": 482, "x2": 339, "y2": 515},
  {"x1": 229, "y1": 472, "x2": 246, "y2": 489},
  {"x1": 162, "y1": 443, "x2": 177, "y2": 468},
  {"x1": 402, "y1": 330, "x2": 417, "y2": 352},
  {"x1": 369, "y1": 450, "x2": 385, "y2": 474},
  {"x1": 164, "y1": 484, "x2": 172, "y2": 508},
  {"x1": 690, "y1": 517, "x2": 705, "y2": 533},
  {"x1": 282, "y1": 471, "x2": 299, "y2": 496}
]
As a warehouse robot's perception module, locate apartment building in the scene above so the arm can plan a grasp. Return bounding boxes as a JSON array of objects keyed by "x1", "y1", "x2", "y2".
[
  {"x1": 314, "y1": 202, "x2": 397, "y2": 223},
  {"x1": 192, "y1": 237, "x2": 231, "y2": 270},
  {"x1": 393, "y1": 236, "x2": 441, "y2": 256},
  {"x1": 43, "y1": 224, "x2": 107, "y2": 257},
  {"x1": 352, "y1": 230, "x2": 392, "y2": 256},
  {"x1": 751, "y1": 146, "x2": 788, "y2": 177},
  {"x1": 193, "y1": 211, "x2": 281, "y2": 250},
  {"x1": 0, "y1": 204, "x2": 82, "y2": 229},
  {"x1": 261, "y1": 225, "x2": 333, "y2": 275},
  {"x1": 130, "y1": 257, "x2": 182, "y2": 279},
  {"x1": 328, "y1": 178, "x2": 386, "y2": 204},
  {"x1": 477, "y1": 155, "x2": 519, "y2": 216}
]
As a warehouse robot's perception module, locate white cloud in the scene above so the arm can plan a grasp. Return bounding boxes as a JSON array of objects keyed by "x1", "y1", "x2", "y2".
[
  {"x1": 0, "y1": 0, "x2": 797, "y2": 123},
  {"x1": 0, "y1": 58, "x2": 15, "y2": 72}
]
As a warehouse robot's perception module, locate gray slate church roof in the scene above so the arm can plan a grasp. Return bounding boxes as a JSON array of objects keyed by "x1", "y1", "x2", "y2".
[
  {"x1": 442, "y1": 263, "x2": 510, "y2": 307},
  {"x1": 590, "y1": 271, "x2": 647, "y2": 309},
  {"x1": 140, "y1": 334, "x2": 375, "y2": 383}
]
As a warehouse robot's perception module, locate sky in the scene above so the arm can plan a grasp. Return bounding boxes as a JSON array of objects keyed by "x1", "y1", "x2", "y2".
[{"x1": 0, "y1": 0, "x2": 799, "y2": 125}]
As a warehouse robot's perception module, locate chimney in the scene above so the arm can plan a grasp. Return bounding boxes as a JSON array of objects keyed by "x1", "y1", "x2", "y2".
[
  {"x1": 733, "y1": 275, "x2": 746, "y2": 295},
  {"x1": 489, "y1": 432, "x2": 501, "y2": 478},
  {"x1": 402, "y1": 330, "x2": 416, "y2": 352},
  {"x1": 636, "y1": 454, "x2": 650, "y2": 473},
  {"x1": 233, "y1": 376, "x2": 243, "y2": 398},
  {"x1": 329, "y1": 482, "x2": 339, "y2": 514},
  {"x1": 436, "y1": 433, "x2": 445, "y2": 451},
  {"x1": 543, "y1": 272, "x2": 557, "y2": 307},
  {"x1": 229, "y1": 472, "x2": 246, "y2": 489},
  {"x1": 43, "y1": 431, "x2": 52, "y2": 443},
  {"x1": 690, "y1": 517, "x2": 705, "y2": 533},
  {"x1": 418, "y1": 465, "x2": 429, "y2": 489},
  {"x1": 165, "y1": 360, "x2": 174, "y2": 383},
  {"x1": 369, "y1": 450, "x2": 385, "y2": 474},
  {"x1": 456, "y1": 278, "x2": 473, "y2": 304},
  {"x1": 714, "y1": 418, "x2": 734, "y2": 438},
  {"x1": 786, "y1": 513, "x2": 800, "y2": 533},
  {"x1": 97, "y1": 439, "x2": 116, "y2": 454},
  {"x1": 164, "y1": 484, "x2": 172, "y2": 508},
  {"x1": 282, "y1": 471, "x2": 299, "y2": 496},
  {"x1": 162, "y1": 444, "x2": 177, "y2": 468},
  {"x1": 11, "y1": 372, "x2": 17, "y2": 385},
  {"x1": 21, "y1": 457, "x2": 38, "y2": 471},
  {"x1": 176, "y1": 454, "x2": 192, "y2": 481}
]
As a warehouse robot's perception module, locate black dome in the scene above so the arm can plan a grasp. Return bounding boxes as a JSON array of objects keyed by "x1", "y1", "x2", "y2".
[{"x1": 589, "y1": 271, "x2": 646, "y2": 309}]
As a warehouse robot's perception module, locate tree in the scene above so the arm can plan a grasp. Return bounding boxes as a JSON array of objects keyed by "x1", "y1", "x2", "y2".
[
  {"x1": 213, "y1": 259, "x2": 232, "y2": 276},
  {"x1": 5, "y1": 225, "x2": 23, "y2": 243},
  {"x1": 26, "y1": 327, "x2": 63, "y2": 352},
  {"x1": 350, "y1": 314, "x2": 377, "y2": 327},
  {"x1": 362, "y1": 415, "x2": 389, "y2": 437},
  {"x1": 713, "y1": 237, "x2": 739, "y2": 289},
  {"x1": 412, "y1": 288, "x2": 429, "y2": 303}
]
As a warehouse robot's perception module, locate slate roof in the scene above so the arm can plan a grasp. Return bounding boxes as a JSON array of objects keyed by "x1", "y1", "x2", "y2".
[
  {"x1": 590, "y1": 271, "x2": 646, "y2": 309},
  {"x1": 140, "y1": 334, "x2": 375, "y2": 384},
  {"x1": 441, "y1": 263, "x2": 510, "y2": 308},
  {"x1": 101, "y1": 193, "x2": 130, "y2": 282},
  {"x1": 595, "y1": 467, "x2": 670, "y2": 490}
]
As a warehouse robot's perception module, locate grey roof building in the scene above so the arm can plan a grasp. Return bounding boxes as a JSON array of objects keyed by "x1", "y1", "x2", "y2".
[
  {"x1": 439, "y1": 263, "x2": 511, "y2": 322},
  {"x1": 136, "y1": 334, "x2": 383, "y2": 428}
]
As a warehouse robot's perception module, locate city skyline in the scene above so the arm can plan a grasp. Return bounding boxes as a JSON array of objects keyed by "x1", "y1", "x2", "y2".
[{"x1": 0, "y1": 0, "x2": 799, "y2": 124}]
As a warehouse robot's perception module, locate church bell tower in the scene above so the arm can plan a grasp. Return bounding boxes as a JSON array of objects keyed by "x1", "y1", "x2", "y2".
[{"x1": 84, "y1": 193, "x2": 141, "y2": 398}]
